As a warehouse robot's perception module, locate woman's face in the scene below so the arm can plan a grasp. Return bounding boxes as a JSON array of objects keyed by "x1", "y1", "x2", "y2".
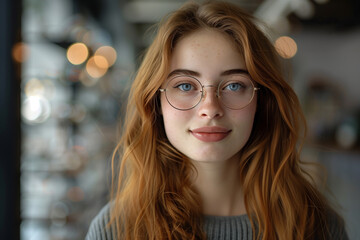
[{"x1": 160, "y1": 29, "x2": 257, "y2": 163}]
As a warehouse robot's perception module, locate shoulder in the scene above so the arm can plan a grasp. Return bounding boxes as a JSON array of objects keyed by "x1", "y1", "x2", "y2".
[
  {"x1": 325, "y1": 208, "x2": 349, "y2": 240},
  {"x1": 86, "y1": 203, "x2": 117, "y2": 240}
]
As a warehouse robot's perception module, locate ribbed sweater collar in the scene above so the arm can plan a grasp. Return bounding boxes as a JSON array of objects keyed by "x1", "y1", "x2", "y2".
[{"x1": 203, "y1": 214, "x2": 253, "y2": 239}]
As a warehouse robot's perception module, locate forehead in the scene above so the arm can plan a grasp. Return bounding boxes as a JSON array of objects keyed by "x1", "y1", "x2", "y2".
[{"x1": 169, "y1": 29, "x2": 246, "y2": 78}]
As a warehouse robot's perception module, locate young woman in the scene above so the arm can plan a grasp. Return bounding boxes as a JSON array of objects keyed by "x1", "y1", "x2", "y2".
[{"x1": 86, "y1": 1, "x2": 348, "y2": 239}]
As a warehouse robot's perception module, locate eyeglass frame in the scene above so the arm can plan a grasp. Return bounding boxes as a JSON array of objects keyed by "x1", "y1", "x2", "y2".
[{"x1": 159, "y1": 75, "x2": 260, "y2": 111}]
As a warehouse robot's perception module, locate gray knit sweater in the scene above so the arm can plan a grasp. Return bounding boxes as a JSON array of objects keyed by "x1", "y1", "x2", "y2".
[{"x1": 85, "y1": 203, "x2": 348, "y2": 239}]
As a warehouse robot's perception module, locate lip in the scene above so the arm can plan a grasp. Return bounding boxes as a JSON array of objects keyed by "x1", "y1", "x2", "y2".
[{"x1": 190, "y1": 126, "x2": 231, "y2": 142}]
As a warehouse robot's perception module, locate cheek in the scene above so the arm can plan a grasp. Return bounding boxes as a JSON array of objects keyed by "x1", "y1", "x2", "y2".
[
  {"x1": 160, "y1": 95, "x2": 174, "y2": 125},
  {"x1": 161, "y1": 96, "x2": 187, "y2": 136},
  {"x1": 161, "y1": 96, "x2": 197, "y2": 151},
  {"x1": 161, "y1": 109, "x2": 187, "y2": 150},
  {"x1": 230, "y1": 101, "x2": 257, "y2": 138}
]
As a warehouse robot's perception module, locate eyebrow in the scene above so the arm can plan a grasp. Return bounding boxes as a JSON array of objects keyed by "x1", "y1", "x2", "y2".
[
  {"x1": 220, "y1": 69, "x2": 249, "y2": 76},
  {"x1": 167, "y1": 68, "x2": 249, "y2": 79},
  {"x1": 167, "y1": 69, "x2": 200, "y2": 78}
]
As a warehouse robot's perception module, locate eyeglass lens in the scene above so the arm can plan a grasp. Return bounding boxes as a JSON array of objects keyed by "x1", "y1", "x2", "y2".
[{"x1": 164, "y1": 75, "x2": 256, "y2": 110}]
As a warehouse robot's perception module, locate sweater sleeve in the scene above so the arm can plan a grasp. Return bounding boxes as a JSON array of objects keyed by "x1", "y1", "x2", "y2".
[{"x1": 85, "y1": 203, "x2": 117, "y2": 240}]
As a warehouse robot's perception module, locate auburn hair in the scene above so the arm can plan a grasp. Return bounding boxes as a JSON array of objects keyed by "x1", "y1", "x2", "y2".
[{"x1": 110, "y1": 1, "x2": 342, "y2": 239}]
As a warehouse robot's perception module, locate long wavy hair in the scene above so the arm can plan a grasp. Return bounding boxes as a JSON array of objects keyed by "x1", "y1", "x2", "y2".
[{"x1": 110, "y1": 1, "x2": 342, "y2": 239}]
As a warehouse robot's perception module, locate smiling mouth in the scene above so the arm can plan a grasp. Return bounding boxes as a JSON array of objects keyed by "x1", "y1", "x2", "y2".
[{"x1": 190, "y1": 126, "x2": 231, "y2": 142}]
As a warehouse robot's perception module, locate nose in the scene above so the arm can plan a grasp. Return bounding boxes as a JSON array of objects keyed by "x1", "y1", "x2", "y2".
[{"x1": 197, "y1": 86, "x2": 224, "y2": 119}]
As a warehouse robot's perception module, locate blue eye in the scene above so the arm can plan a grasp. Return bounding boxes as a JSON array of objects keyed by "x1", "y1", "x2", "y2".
[
  {"x1": 225, "y1": 83, "x2": 242, "y2": 91},
  {"x1": 177, "y1": 83, "x2": 193, "y2": 91}
]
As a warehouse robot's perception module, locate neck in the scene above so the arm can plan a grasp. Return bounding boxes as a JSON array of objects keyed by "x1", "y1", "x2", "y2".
[{"x1": 191, "y1": 157, "x2": 246, "y2": 216}]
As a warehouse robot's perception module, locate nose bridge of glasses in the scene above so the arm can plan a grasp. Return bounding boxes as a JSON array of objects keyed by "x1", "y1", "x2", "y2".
[{"x1": 201, "y1": 84, "x2": 219, "y2": 99}]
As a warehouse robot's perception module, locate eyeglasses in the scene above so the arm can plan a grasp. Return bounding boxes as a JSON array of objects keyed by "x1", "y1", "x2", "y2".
[{"x1": 159, "y1": 75, "x2": 259, "y2": 111}]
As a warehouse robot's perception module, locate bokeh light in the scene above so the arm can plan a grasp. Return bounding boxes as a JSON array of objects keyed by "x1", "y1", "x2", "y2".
[
  {"x1": 94, "y1": 46, "x2": 117, "y2": 67},
  {"x1": 66, "y1": 42, "x2": 89, "y2": 65},
  {"x1": 93, "y1": 55, "x2": 109, "y2": 69},
  {"x1": 12, "y1": 42, "x2": 29, "y2": 63},
  {"x1": 21, "y1": 96, "x2": 51, "y2": 124},
  {"x1": 24, "y1": 78, "x2": 45, "y2": 97},
  {"x1": 275, "y1": 36, "x2": 298, "y2": 59},
  {"x1": 85, "y1": 56, "x2": 108, "y2": 78}
]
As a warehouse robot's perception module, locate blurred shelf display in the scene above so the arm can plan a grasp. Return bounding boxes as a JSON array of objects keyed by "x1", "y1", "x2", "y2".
[
  {"x1": 20, "y1": 0, "x2": 134, "y2": 239},
  {"x1": 303, "y1": 76, "x2": 360, "y2": 152}
]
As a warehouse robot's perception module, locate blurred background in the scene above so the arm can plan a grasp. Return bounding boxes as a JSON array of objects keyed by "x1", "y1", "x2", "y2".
[{"x1": 0, "y1": 0, "x2": 359, "y2": 239}]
